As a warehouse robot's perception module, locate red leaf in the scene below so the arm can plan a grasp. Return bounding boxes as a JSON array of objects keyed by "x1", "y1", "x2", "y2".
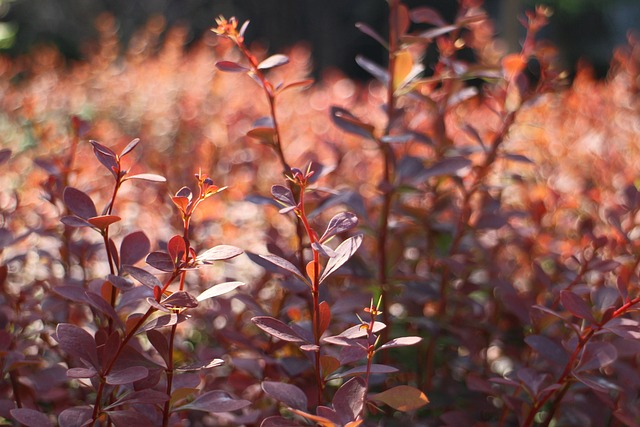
[
  {"x1": 252, "y1": 316, "x2": 306, "y2": 343},
  {"x1": 63, "y1": 187, "x2": 98, "y2": 219},
  {"x1": 0, "y1": 148, "x2": 11, "y2": 166},
  {"x1": 319, "y1": 301, "x2": 331, "y2": 336},
  {"x1": 168, "y1": 235, "x2": 186, "y2": 265},
  {"x1": 262, "y1": 380, "x2": 308, "y2": 411},
  {"x1": 87, "y1": 215, "x2": 121, "y2": 229}
]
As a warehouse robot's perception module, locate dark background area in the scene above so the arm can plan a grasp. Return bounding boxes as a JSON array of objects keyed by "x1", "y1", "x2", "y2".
[{"x1": 0, "y1": 0, "x2": 639, "y2": 79}]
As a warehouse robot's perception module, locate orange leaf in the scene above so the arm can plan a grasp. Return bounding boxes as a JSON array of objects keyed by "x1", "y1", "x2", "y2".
[
  {"x1": 306, "y1": 261, "x2": 320, "y2": 282},
  {"x1": 320, "y1": 355, "x2": 340, "y2": 379},
  {"x1": 88, "y1": 215, "x2": 121, "y2": 229},
  {"x1": 393, "y1": 50, "x2": 413, "y2": 91},
  {"x1": 370, "y1": 385, "x2": 429, "y2": 411},
  {"x1": 319, "y1": 301, "x2": 331, "y2": 335},
  {"x1": 502, "y1": 53, "x2": 526, "y2": 80}
]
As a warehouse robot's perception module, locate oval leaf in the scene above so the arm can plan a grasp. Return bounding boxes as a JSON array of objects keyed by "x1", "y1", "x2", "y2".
[
  {"x1": 319, "y1": 234, "x2": 363, "y2": 283},
  {"x1": 63, "y1": 187, "x2": 98, "y2": 219},
  {"x1": 196, "y1": 281, "x2": 245, "y2": 302},
  {"x1": 258, "y1": 54, "x2": 289, "y2": 70},
  {"x1": 370, "y1": 385, "x2": 429, "y2": 411},
  {"x1": 262, "y1": 381, "x2": 308, "y2": 411},
  {"x1": 146, "y1": 252, "x2": 175, "y2": 272},
  {"x1": 10, "y1": 408, "x2": 53, "y2": 427},
  {"x1": 106, "y1": 366, "x2": 149, "y2": 385},
  {"x1": 252, "y1": 316, "x2": 306, "y2": 343},
  {"x1": 196, "y1": 245, "x2": 243, "y2": 264},
  {"x1": 120, "y1": 231, "x2": 150, "y2": 267},
  {"x1": 320, "y1": 212, "x2": 358, "y2": 243},
  {"x1": 216, "y1": 61, "x2": 250, "y2": 73},
  {"x1": 179, "y1": 390, "x2": 250, "y2": 413}
]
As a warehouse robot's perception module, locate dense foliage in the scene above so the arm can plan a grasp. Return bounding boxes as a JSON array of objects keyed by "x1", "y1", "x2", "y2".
[{"x1": 1, "y1": 1, "x2": 640, "y2": 426}]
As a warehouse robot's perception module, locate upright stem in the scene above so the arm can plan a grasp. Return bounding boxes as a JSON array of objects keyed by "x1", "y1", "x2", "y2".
[{"x1": 378, "y1": 0, "x2": 400, "y2": 351}]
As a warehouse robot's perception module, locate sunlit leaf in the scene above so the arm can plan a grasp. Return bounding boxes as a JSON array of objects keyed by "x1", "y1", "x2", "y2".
[
  {"x1": 216, "y1": 61, "x2": 250, "y2": 73},
  {"x1": 319, "y1": 234, "x2": 363, "y2": 283},
  {"x1": 196, "y1": 281, "x2": 245, "y2": 302},
  {"x1": 252, "y1": 316, "x2": 306, "y2": 343},
  {"x1": 258, "y1": 54, "x2": 289, "y2": 70},
  {"x1": 370, "y1": 385, "x2": 429, "y2": 411}
]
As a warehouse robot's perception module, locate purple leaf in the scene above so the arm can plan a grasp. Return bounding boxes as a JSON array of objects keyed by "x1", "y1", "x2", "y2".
[
  {"x1": 332, "y1": 377, "x2": 366, "y2": 425},
  {"x1": 258, "y1": 253, "x2": 308, "y2": 284},
  {"x1": 355, "y1": 56, "x2": 389, "y2": 84},
  {"x1": 176, "y1": 358, "x2": 224, "y2": 372},
  {"x1": 107, "y1": 389, "x2": 169, "y2": 408},
  {"x1": 58, "y1": 406, "x2": 93, "y2": 427},
  {"x1": 55, "y1": 323, "x2": 99, "y2": 368},
  {"x1": 52, "y1": 285, "x2": 88, "y2": 303},
  {"x1": 575, "y1": 341, "x2": 617, "y2": 372},
  {"x1": 119, "y1": 138, "x2": 140, "y2": 158},
  {"x1": 319, "y1": 212, "x2": 358, "y2": 243},
  {"x1": 63, "y1": 187, "x2": 98, "y2": 219},
  {"x1": 146, "y1": 252, "x2": 175, "y2": 272},
  {"x1": 560, "y1": 290, "x2": 595, "y2": 323},
  {"x1": 106, "y1": 366, "x2": 149, "y2": 385},
  {"x1": 60, "y1": 215, "x2": 94, "y2": 228},
  {"x1": 330, "y1": 106, "x2": 376, "y2": 140},
  {"x1": 417, "y1": 157, "x2": 471, "y2": 180},
  {"x1": 123, "y1": 265, "x2": 163, "y2": 289},
  {"x1": 260, "y1": 416, "x2": 301, "y2": 427},
  {"x1": 139, "y1": 313, "x2": 182, "y2": 333},
  {"x1": 271, "y1": 185, "x2": 296, "y2": 210},
  {"x1": 377, "y1": 336, "x2": 422, "y2": 351},
  {"x1": 179, "y1": 390, "x2": 251, "y2": 413},
  {"x1": 216, "y1": 61, "x2": 250, "y2": 73},
  {"x1": 355, "y1": 22, "x2": 388, "y2": 48},
  {"x1": 319, "y1": 234, "x2": 363, "y2": 283},
  {"x1": 85, "y1": 291, "x2": 124, "y2": 329},
  {"x1": 90, "y1": 140, "x2": 119, "y2": 178},
  {"x1": 11, "y1": 408, "x2": 53, "y2": 427},
  {"x1": 120, "y1": 231, "x2": 150, "y2": 267},
  {"x1": 106, "y1": 410, "x2": 153, "y2": 427},
  {"x1": 0, "y1": 148, "x2": 11, "y2": 166},
  {"x1": 196, "y1": 281, "x2": 245, "y2": 302},
  {"x1": 337, "y1": 321, "x2": 386, "y2": 339},
  {"x1": 311, "y1": 242, "x2": 336, "y2": 258},
  {"x1": 252, "y1": 316, "x2": 306, "y2": 343},
  {"x1": 106, "y1": 274, "x2": 134, "y2": 291},
  {"x1": 516, "y1": 368, "x2": 548, "y2": 397},
  {"x1": 525, "y1": 335, "x2": 568, "y2": 367},
  {"x1": 146, "y1": 297, "x2": 171, "y2": 313},
  {"x1": 262, "y1": 381, "x2": 308, "y2": 411},
  {"x1": 147, "y1": 330, "x2": 170, "y2": 366},
  {"x1": 258, "y1": 54, "x2": 289, "y2": 70},
  {"x1": 196, "y1": 245, "x2": 243, "y2": 264},
  {"x1": 573, "y1": 373, "x2": 621, "y2": 393},
  {"x1": 161, "y1": 291, "x2": 198, "y2": 309},
  {"x1": 124, "y1": 173, "x2": 167, "y2": 182},
  {"x1": 330, "y1": 364, "x2": 398, "y2": 379},
  {"x1": 410, "y1": 6, "x2": 447, "y2": 26},
  {"x1": 66, "y1": 367, "x2": 98, "y2": 379}
]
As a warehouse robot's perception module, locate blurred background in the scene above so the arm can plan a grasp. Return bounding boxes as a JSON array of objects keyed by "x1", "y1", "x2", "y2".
[{"x1": 0, "y1": 0, "x2": 639, "y2": 79}]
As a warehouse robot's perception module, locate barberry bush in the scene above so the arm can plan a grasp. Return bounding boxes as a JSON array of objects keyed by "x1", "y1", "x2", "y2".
[{"x1": 1, "y1": 1, "x2": 640, "y2": 426}]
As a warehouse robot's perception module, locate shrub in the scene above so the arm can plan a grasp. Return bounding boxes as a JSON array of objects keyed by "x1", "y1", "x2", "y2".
[{"x1": 1, "y1": 1, "x2": 639, "y2": 426}]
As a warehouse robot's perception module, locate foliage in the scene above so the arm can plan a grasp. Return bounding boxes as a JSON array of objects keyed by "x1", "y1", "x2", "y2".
[{"x1": 1, "y1": 1, "x2": 640, "y2": 426}]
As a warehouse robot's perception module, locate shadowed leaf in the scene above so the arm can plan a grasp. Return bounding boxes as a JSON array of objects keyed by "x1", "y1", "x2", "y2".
[
  {"x1": 63, "y1": 187, "x2": 97, "y2": 219},
  {"x1": 55, "y1": 323, "x2": 99, "y2": 368},
  {"x1": 258, "y1": 253, "x2": 308, "y2": 284},
  {"x1": 216, "y1": 61, "x2": 249, "y2": 73},
  {"x1": 146, "y1": 252, "x2": 175, "y2": 272},
  {"x1": 58, "y1": 406, "x2": 92, "y2": 427},
  {"x1": 120, "y1": 231, "x2": 150, "y2": 267},
  {"x1": 330, "y1": 107, "x2": 376, "y2": 140},
  {"x1": 10, "y1": 408, "x2": 53, "y2": 427},
  {"x1": 560, "y1": 290, "x2": 595, "y2": 323},
  {"x1": 333, "y1": 377, "x2": 366, "y2": 424},
  {"x1": 106, "y1": 366, "x2": 149, "y2": 385},
  {"x1": 262, "y1": 381, "x2": 308, "y2": 411},
  {"x1": 252, "y1": 316, "x2": 306, "y2": 343},
  {"x1": 179, "y1": 390, "x2": 251, "y2": 413}
]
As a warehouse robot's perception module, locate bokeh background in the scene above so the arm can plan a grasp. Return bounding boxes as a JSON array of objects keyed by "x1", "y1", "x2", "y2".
[{"x1": 1, "y1": 0, "x2": 639, "y2": 79}]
